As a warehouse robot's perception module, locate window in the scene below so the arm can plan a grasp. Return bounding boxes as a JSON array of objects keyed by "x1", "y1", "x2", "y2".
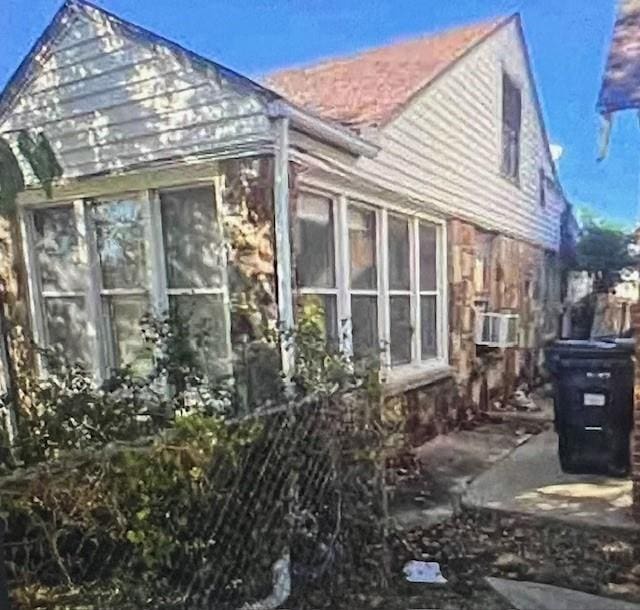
[
  {"x1": 295, "y1": 194, "x2": 338, "y2": 344},
  {"x1": 501, "y1": 72, "x2": 521, "y2": 181},
  {"x1": 294, "y1": 192, "x2": 447, "y2": 373},
  {"x1": 25, "y1": 184, "x2": 231, "y2": 381},
  {"x1": 31, "y1": 205, "x2": 90, "y2": 364},
  {"x1": 160, "y1": 186, "x2": 229, "y2": 379},
  {"x1": 92, "y1": 197, "x2": 152, "y2": 374},
  {"x1": 539, "y1": 169, "x2": 547, "y2": 208},
  {"x1": 349, "y1": 204, "x2": 378, "y2": 359},
  {"x1": 418, "y1": 222, "x2": 438, "y2": 360},
  {"x1": 388, "y1": 215, "x2": 412, "y2": 366}
]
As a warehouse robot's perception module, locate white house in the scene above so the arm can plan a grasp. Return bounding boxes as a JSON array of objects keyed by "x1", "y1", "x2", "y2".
[{"x1": 0, "y1": 1, "x2": 569, "y2": 437}]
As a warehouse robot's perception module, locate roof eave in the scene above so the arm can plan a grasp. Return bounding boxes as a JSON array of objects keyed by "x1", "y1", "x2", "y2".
[
  {"x1": 268, "y1": 100, "x2": 380, "y2": 158},
  {"x1": 0, "y1": 0, "x2": 79, "y2": 125}
]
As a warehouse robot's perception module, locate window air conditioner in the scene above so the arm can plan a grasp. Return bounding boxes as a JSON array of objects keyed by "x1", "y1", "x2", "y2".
[{"x1": 475, "y1": 312, "x2": 519, "y2": 348}]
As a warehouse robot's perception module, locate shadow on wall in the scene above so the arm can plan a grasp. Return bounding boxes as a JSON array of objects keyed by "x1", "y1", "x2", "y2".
[{"x1": 1, "y1": 8, "x2": 270, "y2": 185}]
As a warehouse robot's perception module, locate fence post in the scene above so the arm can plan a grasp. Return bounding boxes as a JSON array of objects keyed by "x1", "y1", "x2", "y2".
[{"x1": 0, "y1": 521, "x2": 9, "y2": 610}]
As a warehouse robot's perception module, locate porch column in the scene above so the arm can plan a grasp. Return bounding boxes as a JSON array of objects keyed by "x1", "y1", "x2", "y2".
[{"x1": 273, "y1": 117, "x2": 295, "y2": 376}]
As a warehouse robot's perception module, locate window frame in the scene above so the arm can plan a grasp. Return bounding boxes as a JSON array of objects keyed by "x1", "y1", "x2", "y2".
[
  {"x1": 294, "y1": 191, "x2": 343, "y2": 347},
  {"x1": 345, "y1": 199, "x2": 383, "y2": 360},
  {"x1": 387, "y1": 213, "x2": 414, "y2": 366},
  {"x1": 295, "y1": 185, "x2": 449, "y2": 376},
  {"x1": 500, "y1": 70, "x2": 522, "y2": 183},
  {"x1": 21, "y1": 180, "x2": 233, "y2": 382},
  {"x1": 88, "y1": 191, "x2": 153, "y2": 373}
]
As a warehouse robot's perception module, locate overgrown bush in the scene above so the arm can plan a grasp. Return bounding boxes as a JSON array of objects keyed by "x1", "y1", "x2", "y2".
[
  {"x1": 1, "y1": 305, "x2": 389, "y2": 609},
  {"x1": 5, "y1": 307, "x2": 245, "y2": 469}
]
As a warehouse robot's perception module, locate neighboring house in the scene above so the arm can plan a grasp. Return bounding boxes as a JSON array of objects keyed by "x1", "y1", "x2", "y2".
[
  {"x1": 599, "y1": 0, "x2": 640, "y2": 522},
  {"x1": 0, "y1": 1, "x2": 568, "y2": 438}
]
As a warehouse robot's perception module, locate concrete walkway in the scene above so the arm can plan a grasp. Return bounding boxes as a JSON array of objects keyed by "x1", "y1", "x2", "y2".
[
  {"x1": 464, "y1": 428, "x2": 636, "y2": 530},
  {"x1": 392, "y1": 422, "x2": 536, "y2": 529},
  {"x1": 486, "y1": 577, "x2": 640, "y2": 610}
]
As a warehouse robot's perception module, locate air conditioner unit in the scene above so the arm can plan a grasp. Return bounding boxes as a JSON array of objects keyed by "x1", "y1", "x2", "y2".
[{"x1": 475, "y1": 312, "x2": 519, "y2": 348}]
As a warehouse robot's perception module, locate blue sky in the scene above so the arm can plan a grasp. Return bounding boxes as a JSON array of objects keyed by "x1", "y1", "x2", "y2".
[{"x1": 1, "y1": 0, "x2": 637, "y2": 225}]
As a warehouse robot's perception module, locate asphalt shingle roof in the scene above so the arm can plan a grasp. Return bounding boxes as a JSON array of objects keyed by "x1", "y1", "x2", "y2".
[{"x1": 265, "y1": 18, "x2": 507, "y2": 128}]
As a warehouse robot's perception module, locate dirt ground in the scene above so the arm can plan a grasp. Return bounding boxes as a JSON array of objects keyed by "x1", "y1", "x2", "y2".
[{"x1": 331, "y1": 508, "x2": 640, "y2": 609}]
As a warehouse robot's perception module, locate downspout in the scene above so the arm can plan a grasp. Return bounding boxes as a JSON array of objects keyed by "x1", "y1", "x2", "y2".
[{"x1": 273, "y1": 117, "x2": 295, "y2": 378}]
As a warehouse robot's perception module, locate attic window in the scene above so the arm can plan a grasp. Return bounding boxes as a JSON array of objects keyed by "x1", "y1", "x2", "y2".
[{"x1": 501, "y1": 72, "x2": 521, "y2": 181}]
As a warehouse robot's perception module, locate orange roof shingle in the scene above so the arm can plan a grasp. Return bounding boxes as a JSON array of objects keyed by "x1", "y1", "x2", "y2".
[{"x1": 265, "y1": 18, "x2": 509, "y2": 128}]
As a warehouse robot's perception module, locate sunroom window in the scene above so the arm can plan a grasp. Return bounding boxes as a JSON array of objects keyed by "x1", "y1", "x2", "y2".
[
  {"x1": 419, "y1": 222, "x2": 438, "y2": 360},
  {"x1": 92, "y1": 197, "x2": 152, "y2": 375},
  {"x1": 31, "y1": 205, "x2": 90, "y2": 365},
  {"x1": 348, "y1": 204, "x2": 378, "y2": 359},
  {"x1": 388, "y1": 215, "x2": 412, "y2": 366},
  {"x1": 160, "y1": 186, "x2": 229, "y2": 379},
  {"x1": 25, "y1": 183, "x2": 231, "y2": 381},
  {"x1": 294, "y1": 191, "x2": 447, "y2": 374},
  {"x1": 295, "y1": 194, "x2": 338, "y2": 344}
]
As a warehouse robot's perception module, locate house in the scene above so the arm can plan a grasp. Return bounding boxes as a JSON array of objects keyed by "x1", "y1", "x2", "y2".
[
  {"x1": 0, "y1": 1, "x2": 568, "y2": 438},
  {"x1": 599, "y1": 0, "x2": 640, "y2": 522}
]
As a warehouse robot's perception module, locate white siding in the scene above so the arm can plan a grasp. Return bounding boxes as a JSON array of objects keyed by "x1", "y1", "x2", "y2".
[
  {"x1": 0, "y1": 11, "x2": 272, "y2": 181},
  {"x1": 356, "y1": 20, "x2": 564, "y2": 251}
]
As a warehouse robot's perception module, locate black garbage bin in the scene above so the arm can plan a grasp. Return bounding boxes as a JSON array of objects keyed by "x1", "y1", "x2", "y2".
[{"x1": 546, "y1": 339, "x2": 634, "y2": 476}]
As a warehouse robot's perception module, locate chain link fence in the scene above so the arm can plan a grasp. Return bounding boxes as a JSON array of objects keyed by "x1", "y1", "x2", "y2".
[{"x1": 2, "y1": 392, "x2": 390, "y2": 609}]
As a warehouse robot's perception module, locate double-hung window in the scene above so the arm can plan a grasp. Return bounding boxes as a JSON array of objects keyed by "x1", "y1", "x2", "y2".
[
  {"x1": 387, "y1": 215, "x2": 413, "y2": 366},
  {"x1": 31, "y1": 204, "x2": 91, "y2": 365},
  {"x1": 92, "y1": 196, "x2": 152, "y2": 375},
  {"x1": 294, "y1": 194, "x2": 339, "y2": 344},
  {"x1": 418, "y1": 222, "x2": 439, "y2": 360},
  {"x1": 387, "y1": 216, "x2": 442, "y2": 366},
  {"x1": 348, "y1": 204, "x2": 379, "y2": 359},
  {"x1": 159, "y1": 186, "x2": 230, "y2": 380},
  {"x1": 25, "y1": 183, "x2": 231, "y2": 381}
]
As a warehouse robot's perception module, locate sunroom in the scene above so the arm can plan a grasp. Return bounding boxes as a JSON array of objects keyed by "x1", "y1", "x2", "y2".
[{"x1": 0, "y1": 0, "x2": 451, "y2": 400}]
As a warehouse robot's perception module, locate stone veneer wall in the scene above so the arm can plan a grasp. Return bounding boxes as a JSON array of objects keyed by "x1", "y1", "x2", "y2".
[
  {"x1": 0, "y1": 214, "x2": 33, "y2": 382},
  {"x1": 218, "y1": 156, "x2": 283, "y2": 408},
  {"x1": 393, "y1": 218, "x2": 560, "y2": 447}
]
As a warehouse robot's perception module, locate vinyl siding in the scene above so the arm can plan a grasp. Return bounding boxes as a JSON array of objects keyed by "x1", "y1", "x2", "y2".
[
  {"x1": 0, "y1": 11, "x2": 273, "y2": 182},
  {"x1": 356, "y1": 20, "x2": 564, "y2": 251}
]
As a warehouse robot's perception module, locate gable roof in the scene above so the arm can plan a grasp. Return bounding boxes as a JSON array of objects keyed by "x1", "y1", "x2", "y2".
[
  {"x1": 0, "y1": 0, "x2": 377, "y2": 158},
  {"x1": 598, "y1": 0, "x2": 640, "y2": 113},
  {"x1": 0, "y1": 0, "x2": 274, "y2": 124},
  {"x1": 264, "y1": 17, "x2": 512, "y2": 128}
]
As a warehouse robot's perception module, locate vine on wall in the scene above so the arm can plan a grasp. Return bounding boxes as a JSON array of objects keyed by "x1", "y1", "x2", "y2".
[{"x1": 0, "y1": 131, "x2": 61, "y2": 214}]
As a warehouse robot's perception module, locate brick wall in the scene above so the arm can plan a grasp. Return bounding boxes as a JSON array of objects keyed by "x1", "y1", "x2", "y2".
[{"x1": 631, "y1": 303, "x2": 640, "y2": 521}]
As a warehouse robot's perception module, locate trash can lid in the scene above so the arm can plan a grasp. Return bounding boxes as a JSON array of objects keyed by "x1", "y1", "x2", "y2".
[{"x1": 548, "y1": 338, "x2": 635, "y2": 359}]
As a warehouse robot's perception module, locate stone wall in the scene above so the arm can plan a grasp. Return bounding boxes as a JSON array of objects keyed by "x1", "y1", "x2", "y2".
[
  {"x1": 399, "y1": 218, "x2": 561, "y2": 447},
  {"x1": 0, "y1": 213, "x2": 33, "y2": 382},
  {"x1": 218, "y1": 156, "x2": 282, "y2": 409}
]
